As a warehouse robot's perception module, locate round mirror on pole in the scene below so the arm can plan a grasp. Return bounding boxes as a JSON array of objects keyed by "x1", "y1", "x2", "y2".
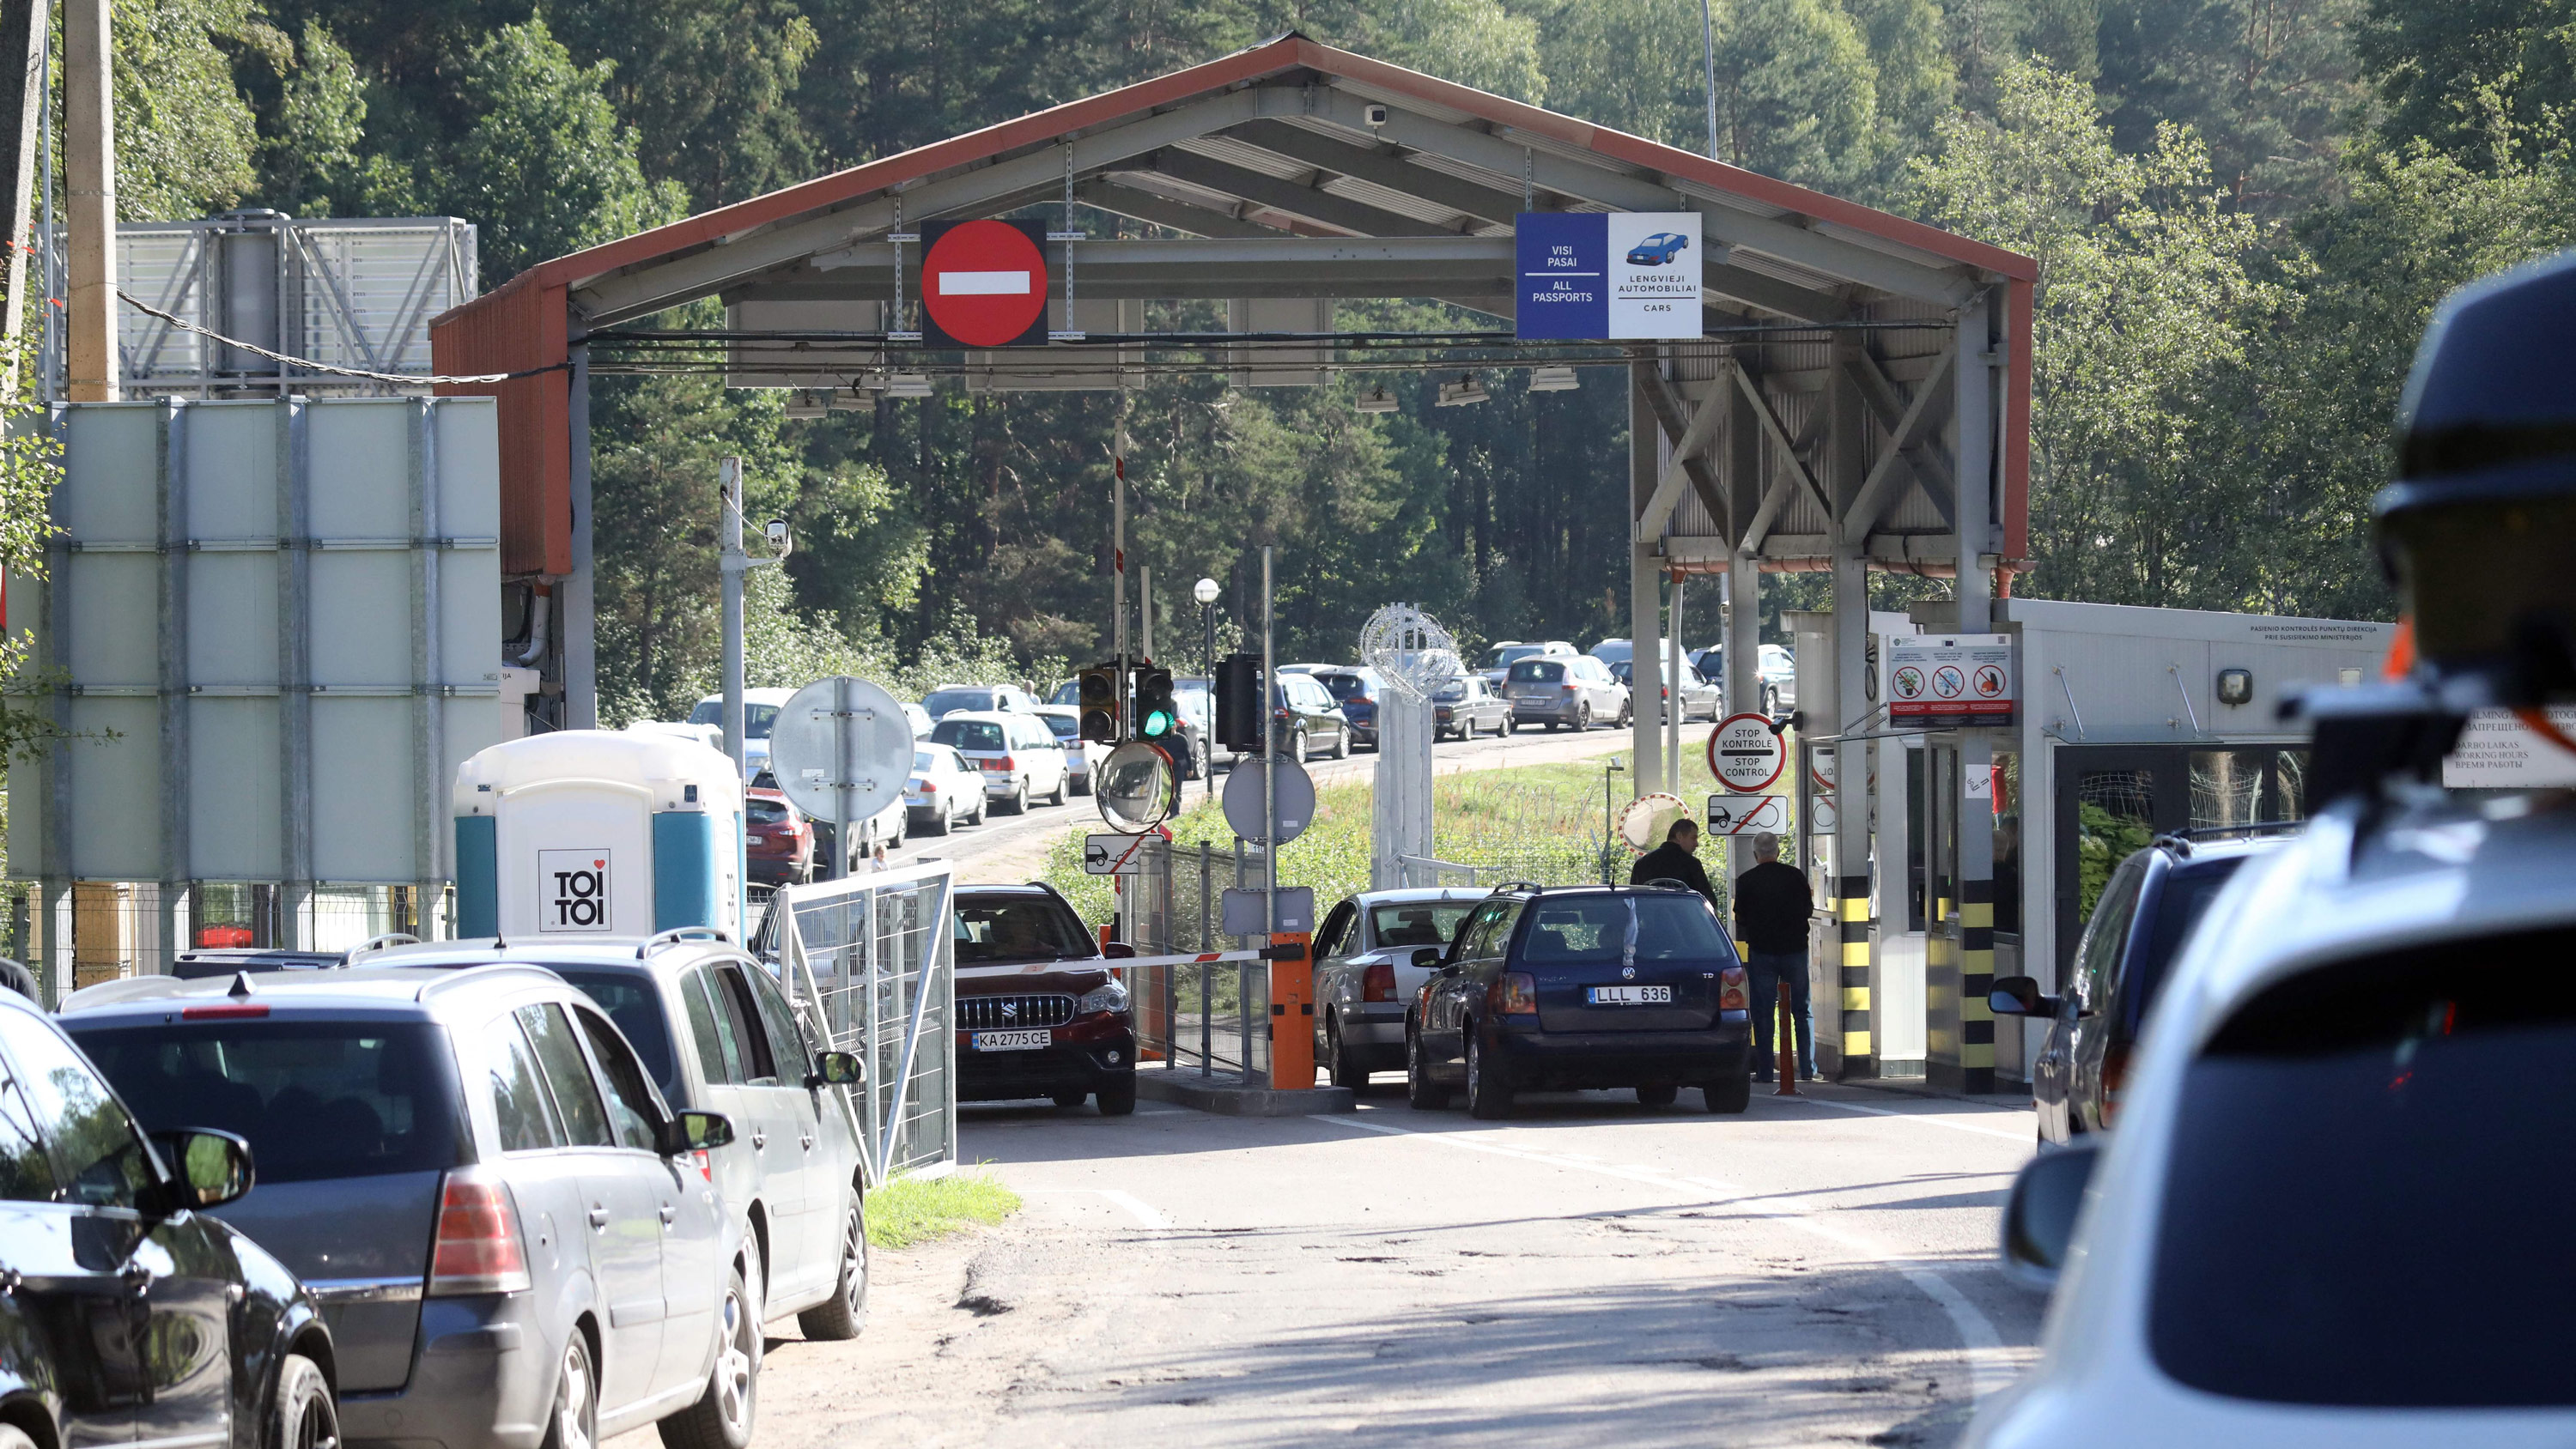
[{"x1": 1096, "y1": 741, "x2": 1180, "y2": 834}]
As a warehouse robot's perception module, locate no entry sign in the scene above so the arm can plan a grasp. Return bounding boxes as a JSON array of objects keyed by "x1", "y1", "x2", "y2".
[
  {"x1": 1706, "y1": 712, "x2": 1786, "y2": 793},
  {"x1": 920, "y1": 219, "x2": 1048, "y2": 349}
]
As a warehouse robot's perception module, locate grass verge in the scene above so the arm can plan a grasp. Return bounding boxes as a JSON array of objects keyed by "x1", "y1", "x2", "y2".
[{"x1": 866, "y1": 1170, "x2": 1024, "y2": 1249}]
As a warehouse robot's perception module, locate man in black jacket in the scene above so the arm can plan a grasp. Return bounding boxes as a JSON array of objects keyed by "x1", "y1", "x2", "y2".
[
  {"x1": 1733, "y1": 831, "x2": 1815, "y2": 1082},
  {"x1": 1629, "y1": 819, "x2": 1718, "y2": 914}
]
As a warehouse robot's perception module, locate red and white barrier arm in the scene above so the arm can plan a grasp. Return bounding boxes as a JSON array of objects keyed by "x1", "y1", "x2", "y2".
[{"x1": 1109, "y1": 949, "x2": 1267, "y2": 970}]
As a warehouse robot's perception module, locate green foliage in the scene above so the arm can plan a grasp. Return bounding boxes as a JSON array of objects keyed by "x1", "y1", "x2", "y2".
[
  {"x1": 112, "y1": 0, "x2": 268, "y2": 218},
  {"x1": 2075, "y1": 798, "x2": 2154, "y2": 919},
  {"x1": 864, "y1": 1169, "x2": 1021, "y2": 1248},
  {"x1": 2354, "y1": 0, "x2": 2576, "y2": 168}
]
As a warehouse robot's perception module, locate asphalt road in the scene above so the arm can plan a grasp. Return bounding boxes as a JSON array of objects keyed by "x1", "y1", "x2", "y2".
[
  {"x1": 914, "y1": 724, "x2": 1639, "y2": 886},
  {"x1": 704, "y1": 1082, "x2": 2043, "y2": 1449}
]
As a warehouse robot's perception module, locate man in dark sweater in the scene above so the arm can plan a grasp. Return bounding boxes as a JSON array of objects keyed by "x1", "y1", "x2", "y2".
[
  {"x1": 1732, "y1": 831, "x2": 1815, "y2": 1082},
  {"x1": 1629, "y1": 818, "x2": 1719, "y2": 914}
]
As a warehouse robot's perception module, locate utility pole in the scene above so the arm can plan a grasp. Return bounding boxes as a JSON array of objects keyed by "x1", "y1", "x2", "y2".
[
  {"x1": 719, "y1": 458, "x2": 747, "y2": 774},
  {"x1": 1112, "y1": 420, "x2": 1128, "y2": 737},
  {"x1": 1700, "y1": 0, "x2": 1722, "y2": 163},
  {"x1": 1, "y1": 0, "x2": 52, "y2": 391},
  {"x1": 64, "y1": 0, "x2": 111, "y2": 402}
]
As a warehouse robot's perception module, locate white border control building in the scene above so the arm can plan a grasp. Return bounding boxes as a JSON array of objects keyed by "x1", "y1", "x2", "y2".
[{"x1": 1789, "y1": 597, "x2": 2395, "y2": 1092}]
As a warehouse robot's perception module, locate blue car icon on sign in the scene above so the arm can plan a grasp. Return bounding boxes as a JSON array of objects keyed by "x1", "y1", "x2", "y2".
[{"x1": 1625, "y1": 232, "x2": 1690, "y2": 266}]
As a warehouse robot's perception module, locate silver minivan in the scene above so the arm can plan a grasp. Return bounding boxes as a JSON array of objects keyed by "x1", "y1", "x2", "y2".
[
  {"x1": 62, "y1": 966, "x2": 750, "y2": 1449},
  {"x1": 374, "y1": 934, "x2": 873, "y2": 1343}
]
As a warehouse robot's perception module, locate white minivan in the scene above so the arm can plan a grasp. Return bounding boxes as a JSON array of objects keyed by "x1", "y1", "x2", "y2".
[{"x1": 928, "y1": 710, "x2": 1069, "y2": 814}]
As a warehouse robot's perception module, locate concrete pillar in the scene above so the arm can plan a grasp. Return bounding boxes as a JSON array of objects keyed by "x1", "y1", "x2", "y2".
[
  {"x1": 63, "y1": 0, "x2": 112, "y2": 403},
  {"x1": 1941, "y1": 288, "x2": 2000, "y2": 1094},
  {"x1": 1629, "y1": 363, "x2": 1662, "y2": 797},
  {"x1": 1831, "y1": 553, "x2": 1874, "y2": 1078}
]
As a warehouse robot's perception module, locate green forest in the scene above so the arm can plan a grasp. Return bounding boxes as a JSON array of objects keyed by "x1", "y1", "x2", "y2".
[{"x1": 84, "y1": 0, "x2": 2576, "y2": 720}]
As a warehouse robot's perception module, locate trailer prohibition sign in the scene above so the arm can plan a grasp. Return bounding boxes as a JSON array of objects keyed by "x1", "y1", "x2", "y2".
[{"x1": 1707, "y1": 712, "x2": 1787, "y2": 793}]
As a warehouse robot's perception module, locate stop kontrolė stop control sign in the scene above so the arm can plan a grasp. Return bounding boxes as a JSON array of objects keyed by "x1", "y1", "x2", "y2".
[
  {"x1": 1706, "y1": 712, "x2": 1786, "y2": 793},
  {"x1": 920, "y1": 219, "x2": 1049, "y2": 349}
]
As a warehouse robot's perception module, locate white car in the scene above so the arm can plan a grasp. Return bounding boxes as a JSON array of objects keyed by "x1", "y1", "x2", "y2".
[
  {"x1": 904, "y1": 743, "x2": 985, "y2": 834},
  {"x1": 1503, "y1": 652, "x2": 1631, "y2": 731},
  {"x1": 904, "y1": 701, "x2": 933, "y2": 738},
  {"x1": 1032, "y1": 706, "x2": 1106, "y2": 796},
  {"x1": 927, "y1": 709, "x2": 1068, "y2": 814},
  {"x1": 1971, "y1": 796, "x2": 2576, "y2": 1448},
  {"x1": 1479, "y1": 640, "x2": 1577, "y2": 687},
  {"x1": 918, "y1": 682, "x2": 1041, "y2": 719},
  {"x1": 690, "y1": 686, "x2": 796, "y2": 779},
  {"x1": 1309, "y1": 889, "x2": 1485, "y2": 1088}
]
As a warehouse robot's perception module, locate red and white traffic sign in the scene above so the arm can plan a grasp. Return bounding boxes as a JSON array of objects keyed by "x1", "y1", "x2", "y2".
[
  {"x1": 1706, "y1": 712, "x2": 1786, "y2": 793},
  {"x1": 920, "y1": 219, "x2": 1048, "y2": 348},
  {"x1": 1704, "y1": 793, "x2": 1787, "y2": 836}
]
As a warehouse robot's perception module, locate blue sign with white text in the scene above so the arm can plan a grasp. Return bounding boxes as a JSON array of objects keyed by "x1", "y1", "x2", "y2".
[{"x1": 1516, "y1": 213, "x2": 1607, "y2": 340}]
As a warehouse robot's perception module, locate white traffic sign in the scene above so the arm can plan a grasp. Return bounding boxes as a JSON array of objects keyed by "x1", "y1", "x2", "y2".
[
  {"x1": 1808, "y1": 796, "x2": 1838, "y2": 834},
  {"x1": 1808, "y1": 746, "x2": 1836, "y2": 794},
  {"x1": 1707, "y1": 712, "x2": 1787, "y2": 793},
  {"x1": 1704, "y1": 794, "x2": 1787, "y2": 836},
  {"x1": 1081, "y1": 833, "x2": 1157, "y2": 876},
  {"x1": 768, "y1": 676, "x2": 914, "y2": 824},
  {"x1": 1222, "y1": 755, "x2": 1316, "y2": 844},
  {"x1": 1887, "y1": 634, "x2": 2015, "y2": 729}
]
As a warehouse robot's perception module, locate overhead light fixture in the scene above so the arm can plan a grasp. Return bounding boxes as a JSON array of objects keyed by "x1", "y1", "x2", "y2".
[
  {"x1": 1355, "y1": 384, "x2": 1398, "y2": 414},
  {"x1": 830, "y1": 383, "x2": 873, "y2": 410},
  {"x1": 1528, "y1": 365, "x2": 1579, "y2": 392},
  {"x1": 782, "y1": 390, "x2": 828, "y2": 419},
  {"x1": 1435, "y1": 373, "x2": 1490, "y2": 407},
  {"x1": 884, "y1": 373, "x2": 934, "y2": 398}
]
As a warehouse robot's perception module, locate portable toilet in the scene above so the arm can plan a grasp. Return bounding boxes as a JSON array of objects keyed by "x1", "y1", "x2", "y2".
[{"x1": 452, "y1": 731, "x2": 745, "y2": 942}]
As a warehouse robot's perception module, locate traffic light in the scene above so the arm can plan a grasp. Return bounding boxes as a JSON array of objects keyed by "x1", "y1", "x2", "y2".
[
  {"x1": 1214, "y1": 652, "x2": 1263, "y2": 751},
  {"x1": 1078, "y1": 663, "x2": 1120, "y2": 743},
  {"x1": 1134, "y1": 664, "x2": 1178, "y2": 741}
]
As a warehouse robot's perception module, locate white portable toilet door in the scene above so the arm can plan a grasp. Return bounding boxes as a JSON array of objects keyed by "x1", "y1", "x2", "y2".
[{"x1": 495, "y1": 780, "x2": 656, "y2": 940}]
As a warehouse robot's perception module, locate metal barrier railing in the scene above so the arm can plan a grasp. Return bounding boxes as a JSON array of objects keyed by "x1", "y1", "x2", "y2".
[
  {"x1": 765, "y1": 861, "x2": 956, "y2": 1185},
  {"x1": 1121, "y1": 838, "x2": 1270, "y2": 1082}
]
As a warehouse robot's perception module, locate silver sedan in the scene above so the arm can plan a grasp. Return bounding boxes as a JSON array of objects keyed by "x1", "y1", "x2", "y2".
[{"x1": 1309, "y1": 888, "x2": 1486, "y2": 1088}]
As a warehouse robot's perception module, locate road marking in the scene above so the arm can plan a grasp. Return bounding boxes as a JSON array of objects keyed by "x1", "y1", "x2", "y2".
[
  {"x1": 1799, "y1": 1095, "x2": 2032, "y2": 1142},
  {"x1": 1023, "y1": 1186, "x2": 1170, "y2": 1229},
  {"x1": 1312, "y1": 1113, "x2": 2013, "y2": 1399}
]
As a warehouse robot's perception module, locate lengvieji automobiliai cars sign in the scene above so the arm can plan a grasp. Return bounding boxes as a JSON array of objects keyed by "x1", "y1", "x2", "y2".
[{"x1": 1516, "y1": 212, "x2": 1704, "y2": 340}]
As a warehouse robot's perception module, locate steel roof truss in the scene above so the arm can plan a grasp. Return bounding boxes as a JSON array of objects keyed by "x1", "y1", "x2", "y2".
[
  {"x1": 1632, "y1": 365, "x2": 1729, "y2": 539},
  {"x1": 1072, "y1": 179, "x2": 1284, "y2": 239},
  {"x1": 1838, "y1": 349, "x2": 1957, "y2": 541},
  {"x1": 1143, "y1": 148, "x2": 1458, "y2": 238}
]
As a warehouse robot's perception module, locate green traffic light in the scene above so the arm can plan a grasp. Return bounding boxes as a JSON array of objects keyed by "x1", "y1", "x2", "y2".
[{"x1": 1143, "y1": 710, "x2": 1174, "y2": 737}]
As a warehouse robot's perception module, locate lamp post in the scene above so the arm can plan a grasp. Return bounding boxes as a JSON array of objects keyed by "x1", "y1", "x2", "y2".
[
  {"x1": 1194, "y1": 576, "x2": 1220, "y2": 799},
  {"x1": 1602, "y1": 755, "x2": 1626, "y2": 883}
]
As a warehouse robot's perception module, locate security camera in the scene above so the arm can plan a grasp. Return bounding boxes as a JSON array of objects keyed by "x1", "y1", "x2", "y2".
[
  {"x1": 1364, "y1": 103, "x2": 1390, "y2": 128},
  {"x1": 763, "y1": 518, "x2": 793, "y2": 557}
]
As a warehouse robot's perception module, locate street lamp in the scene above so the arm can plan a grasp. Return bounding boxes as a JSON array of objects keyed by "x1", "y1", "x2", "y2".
[{"x1": 1194, "y1": 577, "x2": 1221, "y2": 799}]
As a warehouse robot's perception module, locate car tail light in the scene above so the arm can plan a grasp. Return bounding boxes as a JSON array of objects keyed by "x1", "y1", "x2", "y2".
[
  {"x1": 1559, "y1": 683, "x2": 1578, "y2": 694},
  {"x1": 2099, "y1": 1043, "x2": 2132, "y2": 1126},
  {"x1": 1487, "y1": 971, "x2": 1538, "y2": 1016},
  {"x1": 1361, "y1": 962, "x2": 1395, "y2": 1002},
  {"x1": 1718, "y1": 966, "x2": 1748, "y2": 1012},
  {"x1": 918, "y1": 780, "x2": 937, "y2": 794},
  {"x1": 428, "y1": 1169, "x2": 532, "y2": 1296},
  {"x1": 996, "y1": 755, "x2": 1016, "y2": 772},
  {"x1": 182, "y1": 1003, "x2": 270, "y2": 1020}
]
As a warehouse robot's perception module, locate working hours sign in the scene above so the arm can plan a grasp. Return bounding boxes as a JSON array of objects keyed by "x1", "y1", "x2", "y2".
[
  {"x1": 1516, "y1": 212, "x2": 1704, "y2": 340},
  {"x1": 1886, "y1": 634, "x2": 2016, "y2": 729}
]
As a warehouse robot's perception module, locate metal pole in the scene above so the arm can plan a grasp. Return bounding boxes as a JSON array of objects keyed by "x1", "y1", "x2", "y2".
[
  {"x1": 1198, "y1": 839, "x2": 1212, "y2": 1075},
  {"x1": 1113, "y1": 424, "x2": 1128, "y2": 735},
  {"x1": 63, "y1": 0, "x2": 112, "y2": 402},
  {"x1": 1261, "y1": 545, "x2": 1276, "y2": 943},
  {"x1": 1700, "y1": 0, "x2": 1722, "y2": 162},
  {"x1": 719, "y1": 458, "x2": 746, "y2": 776},
  {"x1": 1668, "y1": 573, "x2": 1685, "y2": 794},
  {"x1": 1, "y1": 0, "x2": 52, "y2": 394},
  {"x1": 1203, "y1": 602, "x2": 1218, "y2": 800},
  {"x1": 1139, "y1": 563, "x2": 1152, "y2": 661},
  {"x1": 829, "y1": 676, "x2": 850, "y2": 882}
]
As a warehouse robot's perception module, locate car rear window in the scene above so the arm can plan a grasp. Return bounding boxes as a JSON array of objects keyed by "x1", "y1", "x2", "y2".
[
  {"x1": 955, "y1": 897, "x2": 1098, "y2": 965},
  {"x1": 1517, "y1": 895, "x2": 1728, "y2": 964},
  {"x1": 75, "y1": 1021, "x2": 465, "y2": 1184},
  {"x1": 747, "y1": 799, "x2": 792, "y2": 827},
  {"x1": 933, "y1": 719, "x2": 1005, "y2": 752},
  {"x1": 549, "y1": 969, "x2": 682, "y2": 1102},
  {"x1": 921, "y1": 688, "x2": 995, "y2": 717},
  {"x1": 2116, "y1": 858, "x2": 2245, "y2": 1036},
  {"x1": 1509, "y1": 660, "x2": 1565, "y2": 683},
  {"x1": 1040, "y1": 714, "x2": 1080, "y2": 740},
  {"x1": 2149, "y1": 926, "x2": 2576, "y2": 1405},
  {"x1": 1370, "y1": 902, "x2": 1477, "y2": 948},
  {"x1": 1318, "y1": 674, "x2": 1368, "y2": 700}
]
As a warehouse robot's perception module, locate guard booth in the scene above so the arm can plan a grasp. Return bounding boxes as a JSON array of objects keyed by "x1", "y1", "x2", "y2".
[{"x1": 1793, "y1": 599, "x2": 2393, "y2": 1090}]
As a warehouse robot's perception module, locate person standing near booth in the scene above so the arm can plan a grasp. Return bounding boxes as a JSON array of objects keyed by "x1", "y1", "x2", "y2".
[{"x1": 1734, "y1": 832, "x2": 1815, "y2": 1082}]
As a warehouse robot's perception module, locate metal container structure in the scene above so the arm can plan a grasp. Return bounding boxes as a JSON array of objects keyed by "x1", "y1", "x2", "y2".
[
  {"x1": 60, "y1": 212, "x2": 477, "y2": 402},
  {"x1": 4, "y1": 397, "x2": 505, "y2": 997}
]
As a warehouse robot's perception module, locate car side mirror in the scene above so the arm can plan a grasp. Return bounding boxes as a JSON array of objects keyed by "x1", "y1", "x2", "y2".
[
  {"x1": 1412, "y1": 948, "x2": 1443, "y2": 969},
  {"x1": 2000, "y1": 1138, "x2": 2101, "y2": 1291},
  {"x1": 152, "y1": 1129, "x2": 255, "y2": 1212},
  {"x1": 659, "y1": 1110, "x2": 735, "y2": 1157},
  {"x1": 1101, "y1": 942, "x2": 1137, "y2": 960},
  {"x1": 1988, "y1": 974, "x2": 2065, "y2": 1019},
  {"x1": 808, "y1": 1051, "x2": 863, "y2": 1088}
]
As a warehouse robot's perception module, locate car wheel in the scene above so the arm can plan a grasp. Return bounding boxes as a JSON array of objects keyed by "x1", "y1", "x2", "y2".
[
  {"x1": 1576, "y1": 701, "x2": 1593, "y2": 732},
  {"x1": 1096, "y1": 1076, "x2": 1138, "y2": 1115},
  {"x1": 1636, "y1": 1082, "x2": 1679, "y2": 1106},
  {"x1": 1002, "y1": 783, "x2": 1027, "y2": 815},
  {"x1": 539, "y1": 1326, "x2": 598, "y2": 1449},
  {"x1": 1765, "y1": 685, "x2": 1781, "y2": 718},
  {"x1": 1616, "y1": 700, "x2": 1632, "y2": 729},
  {"x1": 1052, "y1": 1088, "x2": 1088, "y2": 1109},
  {"x1": 796, "y1": 1195, "x2": 872, "y2": 1341},
  {"x1": 660, "y1": 1259, "x2": 758, "y2": 1449},
  {"x1": 1465, "y1": 1025, "x2": 1515, "y2": 1119},
  {"x1": 1704, "y1": 1066, "x2": 1753, "y2": 1114},
  {"x1": 1507, "y1": 717, "x2": 1521, "y2": 734},
  {"x1": 923, "y1": 807, "x2": 950, "y2": 837},
  {"x1": 1327, "y1": 1015, "x2": 1367, "y2": 1090},
  {"x1": 274, "y1": 1352, "x2": 337, "y2": 1449},
  {"x1": 970, "y1": 798, "x2": 987, "y2": 826},
  {"x1": 1292, "y1": 728, "x2": 1309, "y2": 763},
  {"x1": 1332, "y1": 726, "x2": 1349, "y2": 760},
  {"x1": 1046, "y1": 773, "x2": 1065, "y2": 806},
  {"x1": 1406, "y1": 1022, "x2": 1451, "y2": 1110}
]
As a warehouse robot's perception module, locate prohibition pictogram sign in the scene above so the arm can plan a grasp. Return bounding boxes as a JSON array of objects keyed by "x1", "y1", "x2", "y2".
[
  {"x1": 1930, "y1": 664, "x2": 1966, "y2": 698},
  {"x1": 920, "y1": 219, "x2": 1049, "y2": 349},
  {"x1": 1973, "y1": 664, "x2": 2007, "y2": 698}
]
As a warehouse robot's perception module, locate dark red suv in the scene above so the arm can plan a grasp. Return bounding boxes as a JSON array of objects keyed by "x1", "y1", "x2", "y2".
[
  {"x1": 953, "y1": 883, "x2": 1137, "y2": 1115},
  {"x1": 745, "y1": 787, "x2": 817, "y2": 885}
]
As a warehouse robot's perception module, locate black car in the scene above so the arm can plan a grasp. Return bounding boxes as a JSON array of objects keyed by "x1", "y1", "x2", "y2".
[
  {"x1": 952, "y1": 885, "x2": 1139, "y2": 1114},
  {"x1": 1308, "y1": 669, "x2": 1383, "y2": 748},
  {"x1": 1992, "y1": 829, "x2": 2288, "y2": 1144},
  {"x1": 0, "y1": 988, "x2": 340, "y2": 1449},
  {"x1": 1268, "y1": 674, "x2": 1352, "y2": 761},
  {"x1": 1406, "y1": 884, "x2": 1755, "y2": 1119}
]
